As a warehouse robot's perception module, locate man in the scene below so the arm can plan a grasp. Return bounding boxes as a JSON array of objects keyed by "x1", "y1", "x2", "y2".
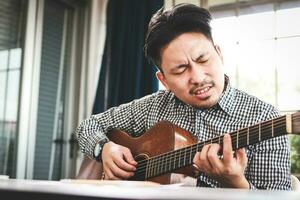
[{"x1": 75, "y1": 4, "x2": 291, "y2": 190}]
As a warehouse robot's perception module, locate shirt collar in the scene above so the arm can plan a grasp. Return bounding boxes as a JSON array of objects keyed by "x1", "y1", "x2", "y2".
[{"x1": 216, "y1": 75, "x2": 235, "y2": 116}]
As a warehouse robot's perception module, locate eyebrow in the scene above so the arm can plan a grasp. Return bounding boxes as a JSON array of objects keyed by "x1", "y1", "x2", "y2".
[
  {"x1": 192, "y1": 52, "x2": 209, "y2": 62},
  {"x1": 170, "y1": 52, "x2": 209, "y2": 72}
]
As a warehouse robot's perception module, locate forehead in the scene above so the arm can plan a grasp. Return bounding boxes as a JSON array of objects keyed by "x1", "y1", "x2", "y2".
[{"x1": 160, "y1": 32, "x2": 213, "y2": 68}]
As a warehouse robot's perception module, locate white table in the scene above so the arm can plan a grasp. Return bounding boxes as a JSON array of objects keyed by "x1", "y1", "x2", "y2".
[{"x1": 0, "y1": 179, "x2": 299, "y2": 200}]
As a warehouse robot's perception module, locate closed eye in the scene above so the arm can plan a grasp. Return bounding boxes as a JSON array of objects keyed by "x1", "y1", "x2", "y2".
[
  {"x1": 197, "y1": 58, "x2": 208, "y2": 63},
  {"x1": 194, "y1": 53, "x2": 210, "y2": 63},
  {"x1": 172, "y1": 65, "x2": 188, "y2": 74}
]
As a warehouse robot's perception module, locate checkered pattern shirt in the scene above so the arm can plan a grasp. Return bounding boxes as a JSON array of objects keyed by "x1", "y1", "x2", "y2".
[{"x1": 75, "y1": 81, "x2": 291, "y2": 190}]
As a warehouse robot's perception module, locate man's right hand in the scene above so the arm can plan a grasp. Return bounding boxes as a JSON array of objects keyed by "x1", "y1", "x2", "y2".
[{"x1": 101, "y1": 141, "x2": 137, "y2": 180}]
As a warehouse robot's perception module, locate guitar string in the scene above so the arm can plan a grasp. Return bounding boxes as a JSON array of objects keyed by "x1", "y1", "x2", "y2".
[{"x1": 132, "y1": 117, "x2": 289, "y2": 178}]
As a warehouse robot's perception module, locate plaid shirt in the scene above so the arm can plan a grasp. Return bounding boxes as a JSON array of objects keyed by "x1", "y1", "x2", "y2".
[{"x1": 75, "y1": 81, "x2": 291, "y2": 190}]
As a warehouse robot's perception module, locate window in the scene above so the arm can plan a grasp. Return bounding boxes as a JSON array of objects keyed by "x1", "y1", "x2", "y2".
[
  {"x1": 211, "y1": 2, "x2": 300, "y2": 111},
  {"x1": 0, "y1": 0, "x2": 26, "y2": 178},
  {"x1": 210, "y1": 0, "x2": 300, "y2": 174}
]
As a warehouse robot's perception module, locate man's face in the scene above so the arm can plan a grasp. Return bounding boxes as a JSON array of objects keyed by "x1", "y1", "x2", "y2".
[{"x1": 157, "y1": 32, "x2": 225, "y2": 109}]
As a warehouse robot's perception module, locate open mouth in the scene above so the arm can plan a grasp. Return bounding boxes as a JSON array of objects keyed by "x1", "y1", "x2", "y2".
[
  {"x1": 192, "y1": 86, "x2": 212, "y2": 100},
  {"x1": 194, "y1": 86, "x2": 210, "y2": 95}
]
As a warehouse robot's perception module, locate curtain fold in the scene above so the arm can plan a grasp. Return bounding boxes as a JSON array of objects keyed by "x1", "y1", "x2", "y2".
[{"x1": 93, "y1": 0, "x2": 163, "y2": 114}]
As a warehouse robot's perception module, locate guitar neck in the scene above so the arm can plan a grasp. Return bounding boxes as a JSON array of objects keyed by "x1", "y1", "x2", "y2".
[{"x1": 137, "y1": 112, "x2": 300, "y2": 180}]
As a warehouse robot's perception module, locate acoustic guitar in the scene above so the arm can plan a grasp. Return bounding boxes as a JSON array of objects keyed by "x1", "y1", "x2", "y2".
[{"x1": 77, "y1": 112, "x2": 300, "y2": 184}]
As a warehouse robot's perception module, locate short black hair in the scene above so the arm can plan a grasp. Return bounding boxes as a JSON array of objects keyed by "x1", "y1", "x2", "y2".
[{"x1": 144, "y1": 3, "x2": 213, "y2": 71}]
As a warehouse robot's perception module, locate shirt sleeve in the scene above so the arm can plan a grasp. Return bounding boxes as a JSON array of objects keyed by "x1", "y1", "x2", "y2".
[
  {"x1": 74, "y1": 93, "x2": 157, "y2": 159},
  {"x1": 245, "y1": 105, "x2": 291, "y2": 190}
]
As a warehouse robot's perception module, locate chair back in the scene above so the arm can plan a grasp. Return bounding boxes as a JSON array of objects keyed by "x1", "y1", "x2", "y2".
[{"x1": 291, "y1": 175, "x2": 300, "y2": 191}]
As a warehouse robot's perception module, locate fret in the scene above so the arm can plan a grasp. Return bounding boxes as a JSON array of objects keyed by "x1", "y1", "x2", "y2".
[
  {"x1": 154, "y1": 158, "x2": 158, "y2": 177},
  {"x1": 247, "y1": 127, "x2": 249, "y2": 145},
  {"x1": 154, "y1": 157, "x2": 158, "y2": 176},
  {"x1": 145, "y1": 159, "x2": 150, "y2": 179},
  {"x1": 157, "y1": 156, "x2": 161, "y2": 175},
  {"x1": 178, "y1": 149, "x2": 181, "y2": 168},
  {"x1": 164, "y1": 154, "x2": 167, "y2": 174},
  {"x1": 173, "y1": 151, "x2": 176, "y2": 170},
  {"x1": 196, "y1": 143, "x2": 199, "y2": 152},
  {"x1": 149, "y1": 158, "x2": 154, "y2": 178},
  {"x1": 259, "y1": 123, "x2": 261, "y2": 141},
  {"x1": 189, "y1": 146, "x2": 192, "y2": 164},
  {"x1": 169, "y1": 153, "x2": 172, "y2": 172},
  {"x1": 159, "y1": 156, "x2": 165, "y2": 173},
  {"x1": 271, "y1": 119, "x2": 274, "y2": 137},
  {"x1": 156, "y1": 158, "x2": 160, "y2": 176},
  {"x1": 236, "y1": 130, "x2": 239, "y2": 149},
  {"x1": 148, "y1": 158, "x2": 153, "y2": 178},
  {"x1": 153, "y1": 158, "x2": 157, "y2": 178},
  {"x1": 183, "y1": 147, "x2": 187, "y2": 166}
]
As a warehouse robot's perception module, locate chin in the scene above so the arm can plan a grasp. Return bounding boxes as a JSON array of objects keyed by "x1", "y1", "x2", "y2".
[{"x1": 195, "y1": 99, "x2": 218, "y2": 109}]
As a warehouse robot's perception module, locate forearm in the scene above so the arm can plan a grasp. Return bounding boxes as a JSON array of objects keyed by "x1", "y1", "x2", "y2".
[{"x1": 74, "y1": 94, "x2": 155, "y2": 159}]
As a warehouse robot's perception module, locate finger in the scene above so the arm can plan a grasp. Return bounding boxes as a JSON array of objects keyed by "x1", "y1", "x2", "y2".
[
  {"x1": 193, "y1": 152, "x2": 201, "y2": 167},
  {"x1": 123, "y1": 148, "x2": 137, "y2": 166},
  {"x1": 236, "y1": 148, "x2": 248, "y2": 167},
  {"x1": 199, "y1": 144, "x2": 213, "y2": 171},
  {"x1": 110, "y1": 161, "x2": 135, "y2": 179},
  {"x1": 192, "y1": 164, "x2": 201, "y2": 177},
  {"x1": 104, "y1": 167, "x2": 121, "y2": 180},
  {"x1": 223, "y1": 134, "x2": 233, "y2": 165},
  {"x1": 114, "y1": 154, "x2": 136, "y2": 172},
  {"x1": 193, "y1": 163, "x2": 200, "y2": 171},
  {"x1": 207, "y1": 143, "x2": 223, "y2": 169}
]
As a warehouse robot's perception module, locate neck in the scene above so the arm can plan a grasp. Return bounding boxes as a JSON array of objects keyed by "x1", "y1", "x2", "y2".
[{"x1": 135, "y1": 115, "x2": 290, "y2": 180}]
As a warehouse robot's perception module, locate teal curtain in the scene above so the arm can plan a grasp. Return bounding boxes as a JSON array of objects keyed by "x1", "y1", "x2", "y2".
[{"x1": 93, "y1": 0, "x2": 163, "y2": 113}]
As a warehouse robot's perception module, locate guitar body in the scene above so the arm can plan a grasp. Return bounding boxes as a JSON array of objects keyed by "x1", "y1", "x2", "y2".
[{"x1": 77, "y1": 121, "x2": 198, "y2": 184}]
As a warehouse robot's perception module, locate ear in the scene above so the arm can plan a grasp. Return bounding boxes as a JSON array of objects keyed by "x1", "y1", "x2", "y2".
[
  {"x1": 214, "y1": 45, "x2": 224, "y2": 65},
  {"x1": 156, "y1": 71, "x2": 170, "y2": 90}
]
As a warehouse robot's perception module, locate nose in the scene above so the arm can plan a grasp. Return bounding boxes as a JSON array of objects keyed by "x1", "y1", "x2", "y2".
[{"x1": 189, "y1": 63, "x2": 206, "y2": 85}]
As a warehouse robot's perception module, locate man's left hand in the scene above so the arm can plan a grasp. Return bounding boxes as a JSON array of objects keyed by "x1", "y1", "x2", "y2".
[{"x1": 193, "y1": 134, "x2": 249, "y2": 188}]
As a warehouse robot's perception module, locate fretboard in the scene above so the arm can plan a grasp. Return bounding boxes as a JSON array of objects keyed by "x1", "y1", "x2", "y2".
[{"x1": 134, "y1": 115, "x2": 288, "y2": 180}]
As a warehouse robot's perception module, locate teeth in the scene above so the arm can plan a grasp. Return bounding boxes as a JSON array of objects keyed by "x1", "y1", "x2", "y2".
[{"x1": 195, "y1": 87, "x2": 209, "y2": 95}]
